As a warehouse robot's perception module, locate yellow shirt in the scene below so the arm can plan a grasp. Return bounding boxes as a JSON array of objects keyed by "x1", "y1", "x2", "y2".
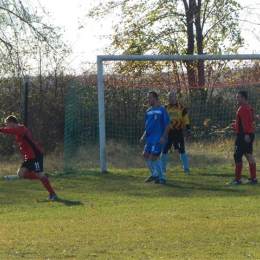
[{"x1": 164, "y1": 103, "x2": 190, "y2": 130}]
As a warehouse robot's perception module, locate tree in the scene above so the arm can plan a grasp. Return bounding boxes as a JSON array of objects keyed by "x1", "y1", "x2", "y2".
[
  {"x1": 0, "y1": 0, "x2": 71, "y2": 78},
  {"x1": 0, "y1": 1, "x2": 74, "y2": 154},
  {"x1": 88, "y1": 0, "x2": 244, "y2": 88}
]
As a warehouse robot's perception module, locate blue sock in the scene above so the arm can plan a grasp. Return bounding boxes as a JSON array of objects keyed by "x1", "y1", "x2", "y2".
[
  {"x1": 152, "y1": 159, "x2": 165, "y2": 180},
  {"x1": 180, "y1": 152, "x2": 189, "y2": 171},
  {"x1": 160, "y1": 154, "x2": 168, "y2": 172},
  {"x1": 145, "y1": 158, "x2": 156, "y2": 177}
]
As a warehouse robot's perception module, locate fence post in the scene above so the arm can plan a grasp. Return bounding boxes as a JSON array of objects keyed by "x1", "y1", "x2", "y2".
[{"x1": 24, "y1": 75, "x2": 29, "y2": 127}]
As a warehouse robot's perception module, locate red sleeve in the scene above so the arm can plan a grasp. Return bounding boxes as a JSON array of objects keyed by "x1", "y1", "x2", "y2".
[{"x1": 1, "y1": 126, "x2": 25, "y2": 135}]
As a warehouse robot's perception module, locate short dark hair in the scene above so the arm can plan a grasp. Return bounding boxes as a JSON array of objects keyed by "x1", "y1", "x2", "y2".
[
  {"x1": 5, "y1": 115, "x2": 19, "y2": 124},
  {"x1": 237, "y1": 90, "x2": 248, "y2": 100},
  {"x1": 148, "y1": 90, "x2": 158, "y2": 99}
]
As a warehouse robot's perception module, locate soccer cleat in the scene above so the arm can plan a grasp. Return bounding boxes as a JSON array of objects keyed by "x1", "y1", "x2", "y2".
[
  {"x1": 47, "y1": 193, "x2": 58, "y2": 201},
  {"x1": 144, "y1": 176, "x2": 158, "y2": 182},
  {"x1": 154, "y1": 179, "x2": 166, "y2": 184},
  {"x1": 246, "y1": 178, "x2": 258, "y2": 184},
  {"x1": 184, "y1": 169, "x2": 190, "y2": 174},
  {"x1": 226, "y1": 179, "x2": 242, "y2": 185}
]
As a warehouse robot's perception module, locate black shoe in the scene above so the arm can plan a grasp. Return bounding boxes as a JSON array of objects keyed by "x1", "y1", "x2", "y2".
[
  {"x1": 246, "y1": 178, "x2": 258, "y2": 184},
  {"x1": 47, "y1": 193, "x2": 58, "y2": 201},
  {"x1": 226, "y1": 179, "x2": 242, "y2": 185},
  {"x1": 154, "y1": 179, "x2": 166, "y2": 184},
  {"x1": 144, "y1": 176, "x2": 158, "y2": 182},
  {"x1": 184, "y1": 169, "x2": 191, "y2": 174}
]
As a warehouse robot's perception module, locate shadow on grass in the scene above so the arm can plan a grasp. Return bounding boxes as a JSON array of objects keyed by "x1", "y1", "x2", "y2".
[
  {"x1": 55, "y1": 198, "x2": 83, "y2": 206},
  {"x1": 165, "y1": 181, "x2": 244, "y2": 194},
  {"x1": 36, "y1": 169, "x2": 260, "y2": 200},
  {"x1": 41, "y1": 198, "x2": 83, "y2": 206},
  {"x1": 70, "y1": 170, "x2": 259, "y2": 198},
  {"x1": 199, "y1": 172, "x2": 232, "y2": 178}
]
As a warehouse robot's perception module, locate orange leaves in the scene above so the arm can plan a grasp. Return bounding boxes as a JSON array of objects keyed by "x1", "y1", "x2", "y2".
[{"x1": 203, "y1": 118, "x2": 211, "y2": 126}]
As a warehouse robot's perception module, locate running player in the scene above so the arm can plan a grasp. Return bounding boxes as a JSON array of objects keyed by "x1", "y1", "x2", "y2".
[{"x1": 0, "y1": 115, "x2": 58, "y2": 200}]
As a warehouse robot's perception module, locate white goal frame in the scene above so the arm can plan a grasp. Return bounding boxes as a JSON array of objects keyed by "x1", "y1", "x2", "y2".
[{"x1": 97, "y1": 54, "x2": 260, "y2": 173}]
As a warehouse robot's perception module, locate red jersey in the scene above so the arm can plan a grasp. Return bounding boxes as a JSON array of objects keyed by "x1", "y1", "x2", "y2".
[
  {"x1": 1, "y1": 125, "x2": 44, "y2": 159},
  {"x1": 234, "y1": 103, "x2": 254, "y2": 134}
]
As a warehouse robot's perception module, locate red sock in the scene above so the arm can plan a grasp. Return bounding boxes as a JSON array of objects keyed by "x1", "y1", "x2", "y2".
[
  {"x1": 235, "y1": 162, "x2": 243, "y2": 180},
  {"x1": 23, "y1": 171, "x2": 38, "y2": 179},
  {"x1": 249, "y1": 163, "x2": 256, "y2": 180},
  {"x1": 40, "y1": 176, "x2": 55, "y2": 194}
]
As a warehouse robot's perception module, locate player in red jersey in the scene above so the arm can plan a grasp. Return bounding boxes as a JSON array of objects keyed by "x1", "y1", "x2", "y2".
[
  {"x1": 0, "y1": 115, "x2": 58, "y2": 200},
  {"x1": 227, "y1": 91, "x2": 258, "y2": 185}
]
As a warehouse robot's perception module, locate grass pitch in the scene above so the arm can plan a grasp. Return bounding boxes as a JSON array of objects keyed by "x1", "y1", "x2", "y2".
[{"x1": 0, "y1": 164, "x2": 260, "y2": 260}]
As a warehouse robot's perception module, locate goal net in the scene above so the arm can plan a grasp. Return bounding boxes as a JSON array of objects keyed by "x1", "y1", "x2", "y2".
[{"x1": 65, "y1": 55, "x2": 260, "y2": 173}]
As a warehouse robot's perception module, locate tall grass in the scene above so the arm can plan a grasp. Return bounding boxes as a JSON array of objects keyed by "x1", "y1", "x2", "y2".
[
  {"x1": 65, "y1": 138, "x2": 237, "y2": 171},
  {"x1": 105, "y1": 137, "x2": 260, "y2": 170}
]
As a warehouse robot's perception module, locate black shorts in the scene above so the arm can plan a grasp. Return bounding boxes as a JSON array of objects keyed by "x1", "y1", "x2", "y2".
[
  {"x1": 163, "y1": 129, "x2": 185, "y2": 153},
  {"x1": 234, "y1": 133, "x2": 254, "y2": 156},
  {"x1": 21, "y1": 155, "x2": 43, "y2": 173}
]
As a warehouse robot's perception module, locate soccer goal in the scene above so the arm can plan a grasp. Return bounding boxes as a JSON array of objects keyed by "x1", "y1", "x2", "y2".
[{"x1": 65, "y1": 54, "x2": 260, "y2": 173}]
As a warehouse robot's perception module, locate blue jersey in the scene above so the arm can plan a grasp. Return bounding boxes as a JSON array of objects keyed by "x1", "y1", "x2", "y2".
[{"x1": 144, "y1": 105, "x2": 171, "y2": 143}]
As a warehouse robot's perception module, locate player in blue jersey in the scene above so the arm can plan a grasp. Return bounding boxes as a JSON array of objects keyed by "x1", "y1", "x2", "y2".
[{"x1": 140, "y1": 91, "x2": 171, "y2": 184}]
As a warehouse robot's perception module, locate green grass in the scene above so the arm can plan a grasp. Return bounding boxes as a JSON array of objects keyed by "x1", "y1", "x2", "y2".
[{"x1": 0, "y1": 165, "x2": 260, "y2": 259}]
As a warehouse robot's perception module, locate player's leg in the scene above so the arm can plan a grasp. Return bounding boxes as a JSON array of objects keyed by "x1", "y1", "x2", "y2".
[
  {"x1": 150, "y1": 143, "x2": 166, "y2": 183},
  {"x1": 161, "y1": 130, "x2": 173, "y2": 172},
  {"x1": 244, "y1": 153, "x2": 257, "y2": 183},
  {"x1": 18, "y1": 161, "x2": 38, "y2": 179},
  {"x1": 34, "y1": 156, "x2": 58, "y2": 200},
  {"x1": 160, "y1": 153, "x2": 168, "y2": 172},
  {"x1": 173, "y1": 130, "x2": 190, "y2": 173},
  {"x1": 143, "y1": 143, "x2": 157, "y2": 182},
  {"x1": 179, "y1": 148, "x2": 189, "y2": 173},
  {"x1": 244, "y1": 134, "x2": 257, "y2": 184},
  {"x1": 37, "y1": 172, "x2": 57, "y2": 200},
  {"x1": 227, "y1": 136, "x2": 243, "y2": 185},
  {"x1": 151, "y1": 154, "x2": 165, "y2": 183}
]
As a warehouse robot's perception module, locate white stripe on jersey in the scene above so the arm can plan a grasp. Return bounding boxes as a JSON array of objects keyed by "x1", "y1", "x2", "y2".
[{"x1": 147, "y1": 110, "x2": 162, "y2": 115}]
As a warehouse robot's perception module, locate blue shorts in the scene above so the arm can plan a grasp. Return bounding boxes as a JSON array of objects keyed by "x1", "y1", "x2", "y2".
[{"x1": 144, "y1": 141, "x2": 166, "y2": 156}]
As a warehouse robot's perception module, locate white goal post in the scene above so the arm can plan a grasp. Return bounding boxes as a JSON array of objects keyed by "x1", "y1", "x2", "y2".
[{"x1": 97, "y1": 54, "x2": 260, "y2": 173}]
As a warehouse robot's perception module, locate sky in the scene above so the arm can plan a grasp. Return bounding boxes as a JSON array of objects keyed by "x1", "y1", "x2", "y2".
[
  {"x1": 33, "y1": 0, "x2": 115, "y2": 71},
  {"x1": 33, "y1": 0, "x2": 260, "y2": 71}
]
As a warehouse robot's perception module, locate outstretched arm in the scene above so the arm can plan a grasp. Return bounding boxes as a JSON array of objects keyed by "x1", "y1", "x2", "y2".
[{"x1": 1, "y1": 126, "x2": 24, "y2": 135}]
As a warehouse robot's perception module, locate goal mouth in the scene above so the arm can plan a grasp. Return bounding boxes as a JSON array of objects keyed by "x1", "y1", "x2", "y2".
[{"x1": 65, "y1": 55, "x2": 260, "y2": 173}]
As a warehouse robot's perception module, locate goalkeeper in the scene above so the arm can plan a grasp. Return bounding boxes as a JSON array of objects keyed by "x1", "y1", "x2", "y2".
[
  {"x1": 161, "y1": 91, "x2": 191, "y2": 173},
  {"x1": 0, "y1": 115, "x2": 58, "y2": 200}
]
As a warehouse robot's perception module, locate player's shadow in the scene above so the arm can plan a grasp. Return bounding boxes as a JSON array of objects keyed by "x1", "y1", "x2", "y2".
[
  {"x1": 46, "y1": 198, "x2": 83, "y2": 206},
  {"x1": 57, "y1": 198, "x2": 83, "y2": 206}
]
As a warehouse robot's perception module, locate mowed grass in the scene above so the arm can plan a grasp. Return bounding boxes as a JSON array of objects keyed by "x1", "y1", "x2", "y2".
[{"x1": 0, "y1": 163, "x2": 260, "y2": 260}]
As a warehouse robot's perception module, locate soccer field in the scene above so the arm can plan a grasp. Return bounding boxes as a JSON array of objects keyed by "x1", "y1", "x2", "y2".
[{"x1": 0, "y1": 165, "x2": 259, "y2": 260}]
